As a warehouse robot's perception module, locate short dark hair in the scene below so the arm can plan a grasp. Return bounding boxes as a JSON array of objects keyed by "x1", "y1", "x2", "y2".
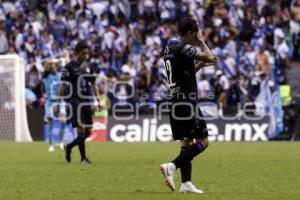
[
  {"x1": 177, "y1": 17, "x2": 199, "y2": 36},
  {"x1": 74, "y1": 40, "x2": 88, "y2": 53}
]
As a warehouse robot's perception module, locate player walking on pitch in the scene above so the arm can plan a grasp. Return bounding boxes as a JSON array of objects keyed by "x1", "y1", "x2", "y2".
[
  {"x1": 43, "y1": 61, "x2": 66, "y2": 152},
  {"x1": 57, "y1": 40, "x2": 101, "y2": 164},
  {"x1": 160, "y1": 17, "x2": 218, "y2": 193}
]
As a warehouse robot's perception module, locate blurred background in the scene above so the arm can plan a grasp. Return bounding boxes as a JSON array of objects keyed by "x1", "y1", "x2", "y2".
[{"x1": 0, "y1": 0, "x2": 300, "y2": 142}]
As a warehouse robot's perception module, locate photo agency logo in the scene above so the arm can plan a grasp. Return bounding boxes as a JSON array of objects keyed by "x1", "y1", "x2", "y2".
[{"x1": 51, "y1": 78, "x2": 265, "y2": 123}]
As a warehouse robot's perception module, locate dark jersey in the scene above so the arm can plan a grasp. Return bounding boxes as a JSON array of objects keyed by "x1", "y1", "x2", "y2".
[
  {"x1": 163, "y1": 39, "x2": 199, "y2": 103},
  {"x1": 61, "y1": 60, "x2": 96, "y2": 102}
]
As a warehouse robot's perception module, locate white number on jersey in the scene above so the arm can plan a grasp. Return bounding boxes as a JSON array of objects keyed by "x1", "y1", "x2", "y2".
[{"x1": 164, "y1": 60, "x2": 176, "y2": 87}]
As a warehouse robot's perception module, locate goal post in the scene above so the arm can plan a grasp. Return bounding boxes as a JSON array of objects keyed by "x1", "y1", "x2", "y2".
[{"x1": 0, "y1": 55, "x2": 32, "y2": 142}]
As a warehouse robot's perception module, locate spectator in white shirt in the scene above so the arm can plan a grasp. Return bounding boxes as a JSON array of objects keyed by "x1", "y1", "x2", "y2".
[
  {"x1": 216, "y1": 70, "x2": 230, "y2": 108},
  {"x1": 0, "y1": 28, "x2": 9, "y2": 54},
  {"x1": 197, "y1": 73, "x2": 210, "y2": 100},
  {"x1": 223, "y1": 50, "x2": 237, "y2": 77},
  {"x1": 122, "y1": 60, "x2": 137, "y2": 78},
  {"x1": 276, "y1": 31, "x2": 289, "y2": 60},
  {"x1": 244, "y1": 45, "x2": 256, "y2": 70}
]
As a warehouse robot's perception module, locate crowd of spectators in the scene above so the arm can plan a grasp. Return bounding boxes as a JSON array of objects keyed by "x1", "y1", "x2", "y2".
[{"x1": 0, "y1": 0, "x2": 299, "y2": 109}]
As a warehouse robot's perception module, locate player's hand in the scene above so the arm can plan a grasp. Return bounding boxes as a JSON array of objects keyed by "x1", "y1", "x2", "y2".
[
  {"x1": 98, "y1": 105, "x2": 105, "y2": 111},
  {"x1": 207, "y1": 55, "x2": 219, "y2": 64},
  {"x1": 96, "y1": 100, "x2": 105, "y2": 111},
  {"x1": 211, "y1": 55, "x2": 219, "y2": 63}
]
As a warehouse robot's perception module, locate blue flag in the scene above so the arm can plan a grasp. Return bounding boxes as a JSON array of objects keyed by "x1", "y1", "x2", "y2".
[{"x1": 255, "y1": 80, "x2": 283, "y2": 139}]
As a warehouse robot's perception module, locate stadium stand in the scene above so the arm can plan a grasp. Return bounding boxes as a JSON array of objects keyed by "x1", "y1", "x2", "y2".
[{"x1": 0, "y1": 0, "x2": 299, "y2": 119}]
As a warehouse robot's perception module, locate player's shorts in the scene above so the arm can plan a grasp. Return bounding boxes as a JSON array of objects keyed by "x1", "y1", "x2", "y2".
[
  {"x1": 168, "y1": 100, "x2": 208, "y2": 140},
  {"x1": 44, "y1": 100, "x2": 67, "y2": 121},
  {"x1": 66, "y1": 100, "x2": 93, "y2": 128},
  {"x1": 44, "y1": 101, "x2": 56, "y2": 121}
]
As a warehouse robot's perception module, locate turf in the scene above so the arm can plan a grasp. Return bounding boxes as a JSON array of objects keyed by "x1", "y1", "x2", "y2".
[{"x1": 0, "y1": 142, "x2": 299, "y2": 200}]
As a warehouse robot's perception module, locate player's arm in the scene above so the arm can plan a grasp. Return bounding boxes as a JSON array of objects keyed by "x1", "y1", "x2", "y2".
[
  {"x1": 91, "y1": 83, "x2": 103, "y2": 110},
  {"x1": 195, "y1": 61, "x2": 216, "y2": 73},
  {"x1": 194, "y1": 51, "x2": 215, "y2": 62},
  {"x1": 195, "y1": 30, "x2": 219, "y2": 63},
  {"x1": 91, "y1": 83, "x2": 100, "y2": 101},
  {"x1": 181, "y1": 45, "x2": 218, "y2": 72},
  {"x1": 181, "y1": 42, "x2": 218, "y2": 64},
  {"x1": 91, "y1": 83, "x2": 109, "y2": 111}
]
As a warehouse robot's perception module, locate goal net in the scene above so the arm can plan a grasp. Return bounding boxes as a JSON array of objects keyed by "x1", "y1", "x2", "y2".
[{"x1": 0, "y1": 55, "x2": 32, "y2": 141}]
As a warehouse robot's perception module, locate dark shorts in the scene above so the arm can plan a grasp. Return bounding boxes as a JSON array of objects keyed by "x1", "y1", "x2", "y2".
[
  {"x1": 67, "y1": 101, "x2": 93, "y2": 128},
  {"x1": 169, "y1": 101, "x2": 208, "y2": 140}
]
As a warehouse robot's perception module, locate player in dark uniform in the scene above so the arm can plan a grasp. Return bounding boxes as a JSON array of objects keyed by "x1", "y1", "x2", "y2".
[
  {"x1": 56, "y1": 40, "x2": 101, "y2": 164},
  {"x1": 160, "y1": 17, "x2": 218, "y2": 193}
]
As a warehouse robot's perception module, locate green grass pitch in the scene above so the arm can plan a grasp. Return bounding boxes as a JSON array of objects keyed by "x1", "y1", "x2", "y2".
[{"x1": 0, "y1": 142, "x2": 300, "y2": 200}]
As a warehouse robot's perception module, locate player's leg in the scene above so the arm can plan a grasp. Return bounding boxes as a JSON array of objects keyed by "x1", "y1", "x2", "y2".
[
  {"x1": 58, "y1": 102, "x2": 67, "y2": 150},
  {"x1": 65, "y1": 126, "x2": 85, "y2": 163},
  {"x1": 173, "y1": 107, "x2": 209, "y2": 167},
  {"x1": 47, "y1": 118, "x2": 55, "y2": 152},
  {"x1": 76, "y1": 126, "x2": 88, "y2": 162},
  {"x1": 178, "y1": 137, "x2": 208, "y2": 194},
  {"x1": 64, "y1": 103, "x2": 80, "y2": 163},
  {"x1": 45, "y1": 101, "x2": 54, "y2": 152},
  {"x1": 160, "y1": 111, "x2": 181, "y2": 191},
  {"x1": 179, "y1": 140, "x2": 192, "y2": 184},
  {"x1": 79, "y1": 127, "x2": 92, "y2": 164},
  {"x1": 160, "y1": 139, "x2": 196, "y2": 192},
  {"x1": 57, "y1": 119, "x2": 66, "y2": 150},
  {"x1": 160, "y1": 103, "x2": 191, "y2": 191},
  {"x1": 172, "y1": 136, "x2": 208, "y2": 168},
  {"x1": 177, "y1": 111, "x2": 209, "y2": 193},
  {"x1": 77, "y1": 126, "x2": 87, "y2": 162},
  {"x1": 79, "y1": 104, "x2": 93, "y2": 164}
]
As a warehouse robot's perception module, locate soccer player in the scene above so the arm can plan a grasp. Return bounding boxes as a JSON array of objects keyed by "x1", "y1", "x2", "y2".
[
  {"x1": 160, "y1": 17, "x2": 218, "y2": 193},
  {"x1": 57, "y1": 40, "x2": 101, "y2": 164},
  {"x1": 43, "y1": 61, "x2": 66, "y2": 152}
]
